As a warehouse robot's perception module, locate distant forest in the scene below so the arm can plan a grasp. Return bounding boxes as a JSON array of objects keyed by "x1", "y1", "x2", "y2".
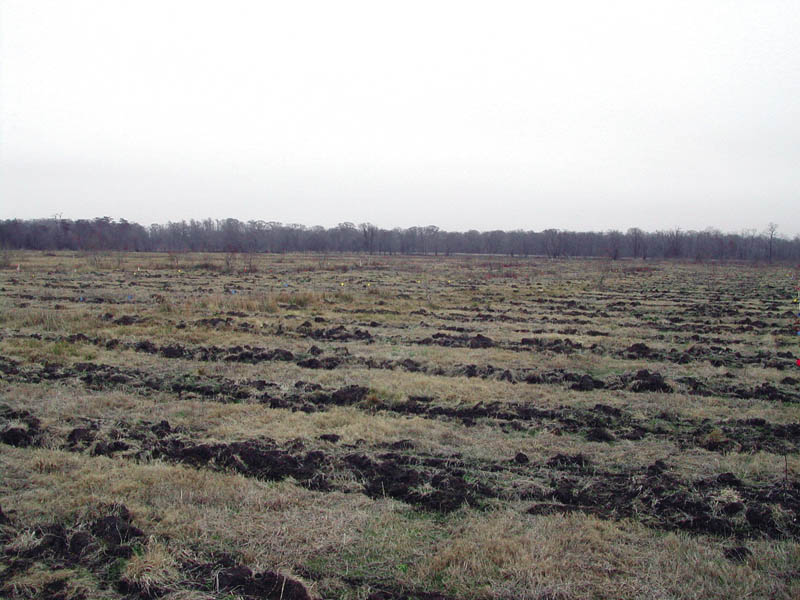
[{"x1": 0, "y1": 217, "x2": 796, "y2": 262}]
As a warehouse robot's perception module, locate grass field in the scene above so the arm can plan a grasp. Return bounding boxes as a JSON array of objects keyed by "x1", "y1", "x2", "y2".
[{"x1": 1, "y1": 251, "x2": 799, "y2": 600}]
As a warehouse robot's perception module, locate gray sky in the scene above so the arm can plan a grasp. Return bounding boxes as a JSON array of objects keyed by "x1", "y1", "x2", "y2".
[{"x1": 1, "y1": 1, "x2": 799, "y2": 234}]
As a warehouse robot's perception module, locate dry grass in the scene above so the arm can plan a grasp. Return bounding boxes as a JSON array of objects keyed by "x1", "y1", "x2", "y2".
[
  {"x1": 122, "y1": 538, "x2": 181, "y2": 595},
  {"x1": 1, "y1": 252, "x2": 799, "y2": 599}
]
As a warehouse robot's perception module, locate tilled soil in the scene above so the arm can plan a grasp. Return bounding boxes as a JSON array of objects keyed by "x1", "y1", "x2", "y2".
[
  {"x1": 2, "y1": 403, "x2": 798, "y2": 538},
  {"x1": 0, "y1": 502, "x2": 316, "y2": 600},
  {"x1": 3, "y1": 330, "x2": 799, "y2": 402},
  {"x1": 2, "y1": 354, "x2": 798, "y2": 455}
]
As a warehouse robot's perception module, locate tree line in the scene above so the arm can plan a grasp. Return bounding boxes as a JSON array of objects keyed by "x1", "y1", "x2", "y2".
[{"x1": 0, "y1": 217, "x2": 796, "y2": 262}]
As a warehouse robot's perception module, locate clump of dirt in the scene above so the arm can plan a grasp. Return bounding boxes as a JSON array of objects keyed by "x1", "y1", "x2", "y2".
[
  {"x1": 330, "y1": 385, "x2": 369, "y2": 405},
  {"x1": 0, "y1": 404, "x2": 41, "y2": 448},
  {"x1": 586, "y1": 427, "x2": 616, "y2": 442},
  {"x1": 91, "y1": 505, "x2": 144, "y2": 549},
  {"x1": 419, "y1": 333, "x2": 495, "y2": 349},
  {"x1": 134, "y1": 340, "x2": 158, "y2": 353},
  {"x1": 2, "y1": 396, "x2": 799, "y2": 536},
  {"x1": 195, "y1": 316, "x2": 233, "y2": 328},
  {"x1": 527, "y1": 503, "x2": 598, "y2": 516},
  {"x1": 624, "y1": 343, "x2": 654, "y2": 359},
  {"x1": 113, "y1": 315, "x2": 140, "y2": 326},
  {"x1": 157, "y1": 439, "x2": 331, "y2": 490},
  {"x1": 531, "y1": 463, "x2": 800, "y2": 538},
  {"x1": 216, "y1": 566, "x2": 313, "y2": 600},
  {"x1": 570, "y1": 374, "x2": 605, "y2": 391},
  {"x1": 160, "y1": 344, "x2": 186, "y2": 358},
  {"x1": 67, "y1": 427, "x2": 96, "y2": 447},
  {"x1": 345, "y1": 452, "x2": 494, "y2": 512},
  {"x1": 752, "y1": 382, "x2": 793, "y2": 402},
  {"x1": 0, "y1": 508, "x2": 314, "y2": 600},
  {"x1": 299, "y1": 324, "x2": 373, "y2": 342},
  {"x1": 469, "y1": 334, "x2": 494, "y2": 348},
  {"x1": 520, "y1": 337, "x2": 584, "y2": 354},
  {"x1": 627, "y1": 369, "x2": 673, "y2": 393},
  {"x1": 297, "y1": 356, "x2": 341, "y2": 369},
  {"x1": 0, "y1": 505, "x2": 145, "y2": 595}
]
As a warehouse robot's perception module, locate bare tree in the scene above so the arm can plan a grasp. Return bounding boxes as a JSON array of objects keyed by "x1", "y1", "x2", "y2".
[
  {"x1": 543, "y1": 229, "x2": 563, "y2": 258},
  {"x1": 606, "y1": 230, "x2": 623, "y2": 260},
  {"x1": 3, "y1": 217, "x2": 800, "y2": 262},
  {"x1": 627, "y1": 228, "x2": 644, "y2": 259},
  {"x1": 766, "y1": 222, "x2": 778, "y2": 263},
  {"x1": 360, "y1": 223, "x2": 378, "y2": 254},
  {"x1": 664, "y1": 228, "x2": 683, "y2": 258}
]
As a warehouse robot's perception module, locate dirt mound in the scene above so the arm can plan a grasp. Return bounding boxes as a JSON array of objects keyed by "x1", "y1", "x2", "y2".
[
  {"x1": 0, "y1": 404, "x2": 41, "y2": 447},
  {"x1": 418, "y1": 332, "x2": 495, "y2": 349},
  {"x1": 330, "y1": 385, "x2": 369, "y2": 405},
  {"x1": 66, "y1": 427, "x2": 95, "y2": 446},
  {"x1": 300, "y1": 324, "x2": 373, "y2": 342},
  {"x1": 533, "y1": 466, "x2": 800, "y2": 538},
  {"x1": 469, "y1": 334, "x2": 494, "y2": 348},
  {"x1": 0, "y1": 509, "x2": 314, "y2": 600},
  {"x1": 520, "y1": 337, "x2": 584, "y2": 354},
  {"x1": 346, "y1": 453, "x2": 494, "y2": 512},
  {"x1": 91, "y1": 513, "x2": 144, "y2": 547},
  {"x1": 157, "y1": 439, "x2": 331, "y2": 490},
  {"x1": 135, "y1": 340, "x2": 158, "y2": 353},
  {"x1": 297, "y1": 356, "x2": 341, "y2": 369},
  {"x1": 196, "y1": 316, "x2": 233, "y2": 328},
  {"x1": 625, "y1": 343, "x2": 654, "y2": 358},
  {"x1": 570, "y1": 374, "x2": 605, "y2": 391},
  {"x1": 586, "y1": 427, "x2": 616, "y2": 442},
  {"x1": 113, "y1": 315, "x2": 140, "y2": 325},
  {"x1": 160, "y1": 344, "x2": 186, "y2": 358},
  {"x1": 217, "y1": 566, "x2": 313, "y2": 600},
  {"x1": 628, "y1": 369, "x2": 673, "y2": 393}
]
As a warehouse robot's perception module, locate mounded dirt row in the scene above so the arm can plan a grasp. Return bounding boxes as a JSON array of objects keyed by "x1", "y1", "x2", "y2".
[
  {"x1": 9, "y1": 292, "x2": 793, "y2": 368},
  {"x1": 0, "y1": 502, "x2": 319, "y2": 600},
  {"x1": 2, "y1": 354, "x2": 800, "y2": 456},
  {"x1": 0, "y1": 501, "x2": 463, "y2": 600},
  {"x1": 2, "y1": 403, "x2": 799, "y2": 540},
  {"x1": 3, "y1": 329, "x2": 799, "y2": 402}
]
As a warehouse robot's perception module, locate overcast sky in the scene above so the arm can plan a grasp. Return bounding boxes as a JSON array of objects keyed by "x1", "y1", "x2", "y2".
[{"x1": 1, "y1": 1, "x2": 798, "y2": 234}]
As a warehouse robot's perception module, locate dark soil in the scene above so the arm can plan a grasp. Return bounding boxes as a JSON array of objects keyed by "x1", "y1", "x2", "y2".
[
  {"x1": 4, "y1": 331, "x2": 800, "y2": 402},
  {"x1": 531, "y1": 458, "x2": 800, "y2": 538},
  {"x1": 2, "y1": 406, "x2": 797, "y2": 538},
  {"x1": 0, "y1": 508, "x2": 317, "y2": 600},
  {"x1": 3, "y1": 348, "x2": 799, "y2": 456},
  {"x1": 216, "y1": 566, "x2": 312, "y2": 600}
]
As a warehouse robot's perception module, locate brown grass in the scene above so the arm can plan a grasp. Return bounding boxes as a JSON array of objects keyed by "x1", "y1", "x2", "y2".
[{"x1": 1, "y1": 251, "x2": 798, "y2": 599}]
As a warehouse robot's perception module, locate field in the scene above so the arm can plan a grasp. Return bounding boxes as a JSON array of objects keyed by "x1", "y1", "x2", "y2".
[{"x1": 1, "y1": 251, "x2": 799, "y2": 600}]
